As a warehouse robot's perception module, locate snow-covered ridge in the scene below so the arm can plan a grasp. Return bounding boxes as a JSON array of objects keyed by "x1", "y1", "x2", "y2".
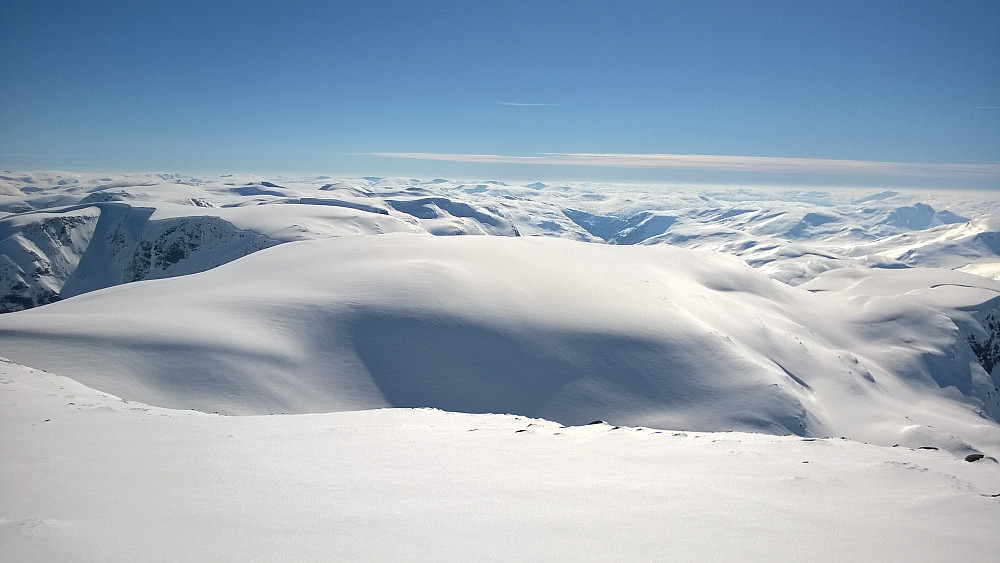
[
  {"x1": 3, "y1": 172, "x2": 1000, "y2": 311},
  {"x1": 1, "y1": 202, "x2": 281, "y2": 309},
  {"x1": 2, "y1": 233, "x2": 998, "y2": 458}
]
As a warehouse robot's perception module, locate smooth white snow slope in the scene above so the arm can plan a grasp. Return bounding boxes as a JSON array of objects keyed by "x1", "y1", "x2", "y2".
[
  {"x1": 3, "y1": 359, "x2": 998, "y2": 562},
  {"x1": 2, "y1": 234, "x2": 998, "y2": 457}
]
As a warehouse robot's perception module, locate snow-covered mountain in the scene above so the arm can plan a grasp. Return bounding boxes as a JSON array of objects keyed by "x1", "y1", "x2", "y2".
[
  {"x1": 3, "y1": 171, "x2": 999, "y2": 447},
  {"x1": 3, "y1": 172, "x2": 999, "y2": 311},
  {"x1": 3, "y1": 232, "x2": 998, "y2": 454},
  {"x1": 2, "y1": 171, "x2": 999, "y2": 560}
]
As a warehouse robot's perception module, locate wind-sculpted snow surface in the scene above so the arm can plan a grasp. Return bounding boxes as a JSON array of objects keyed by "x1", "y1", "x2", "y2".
[{"x1": 2, "y1": 235, "x2": 998, "y2": 457}]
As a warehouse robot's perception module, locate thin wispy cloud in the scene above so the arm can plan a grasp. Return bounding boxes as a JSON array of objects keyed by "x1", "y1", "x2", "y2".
[
  {"x1": 975, "y1": 106, "x2": 1000, "y2": 110},
  {"x1": 372, "y1": 152, "x2": 1000, "y2": 180},
  {"x1": 0, "y1": 153, "x2": 90, "y2": 157},
  {"x1": 496, "y1": 101, "x2": 563, "y2": 107}
]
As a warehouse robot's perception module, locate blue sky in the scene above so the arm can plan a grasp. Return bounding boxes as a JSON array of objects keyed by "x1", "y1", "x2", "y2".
[{"x1": 1, "y1": 1, "x2": 998, "y2": 187}]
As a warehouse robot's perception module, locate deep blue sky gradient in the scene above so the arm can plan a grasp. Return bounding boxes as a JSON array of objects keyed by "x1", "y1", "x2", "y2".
[{"x1": 2, "y1": 1, "x2": 998, "y2": 185}]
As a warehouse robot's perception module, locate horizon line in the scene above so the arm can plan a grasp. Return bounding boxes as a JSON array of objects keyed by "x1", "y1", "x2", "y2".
[{"x1": 370, "y1": 152, "x2": 1000, "y2": 180}]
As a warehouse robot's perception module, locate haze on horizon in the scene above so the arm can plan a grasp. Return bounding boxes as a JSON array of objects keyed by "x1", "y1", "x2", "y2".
[{"x1": 1, "y1": 1, "x2": 998, "y2": 188}]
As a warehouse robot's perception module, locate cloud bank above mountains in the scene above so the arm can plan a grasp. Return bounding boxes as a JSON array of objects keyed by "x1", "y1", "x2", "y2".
[{"x1": 374, "y1": 152, "x2": 1000, "y2": 186}]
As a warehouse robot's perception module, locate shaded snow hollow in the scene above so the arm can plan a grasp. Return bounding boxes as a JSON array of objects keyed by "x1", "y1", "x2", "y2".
[{"x1": 2, "y1": 234, "x2": 998, "y2": 457}]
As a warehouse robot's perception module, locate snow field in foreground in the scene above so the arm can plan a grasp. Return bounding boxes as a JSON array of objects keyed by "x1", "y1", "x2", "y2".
[{"x1": 2, "y1": 359, "x2": 998, "y2": 562}]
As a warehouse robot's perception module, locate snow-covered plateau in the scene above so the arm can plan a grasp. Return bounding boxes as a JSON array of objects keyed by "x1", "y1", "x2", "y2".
[{"x1": 2, "y1": 171, "x2": 999, "y2": 560}]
